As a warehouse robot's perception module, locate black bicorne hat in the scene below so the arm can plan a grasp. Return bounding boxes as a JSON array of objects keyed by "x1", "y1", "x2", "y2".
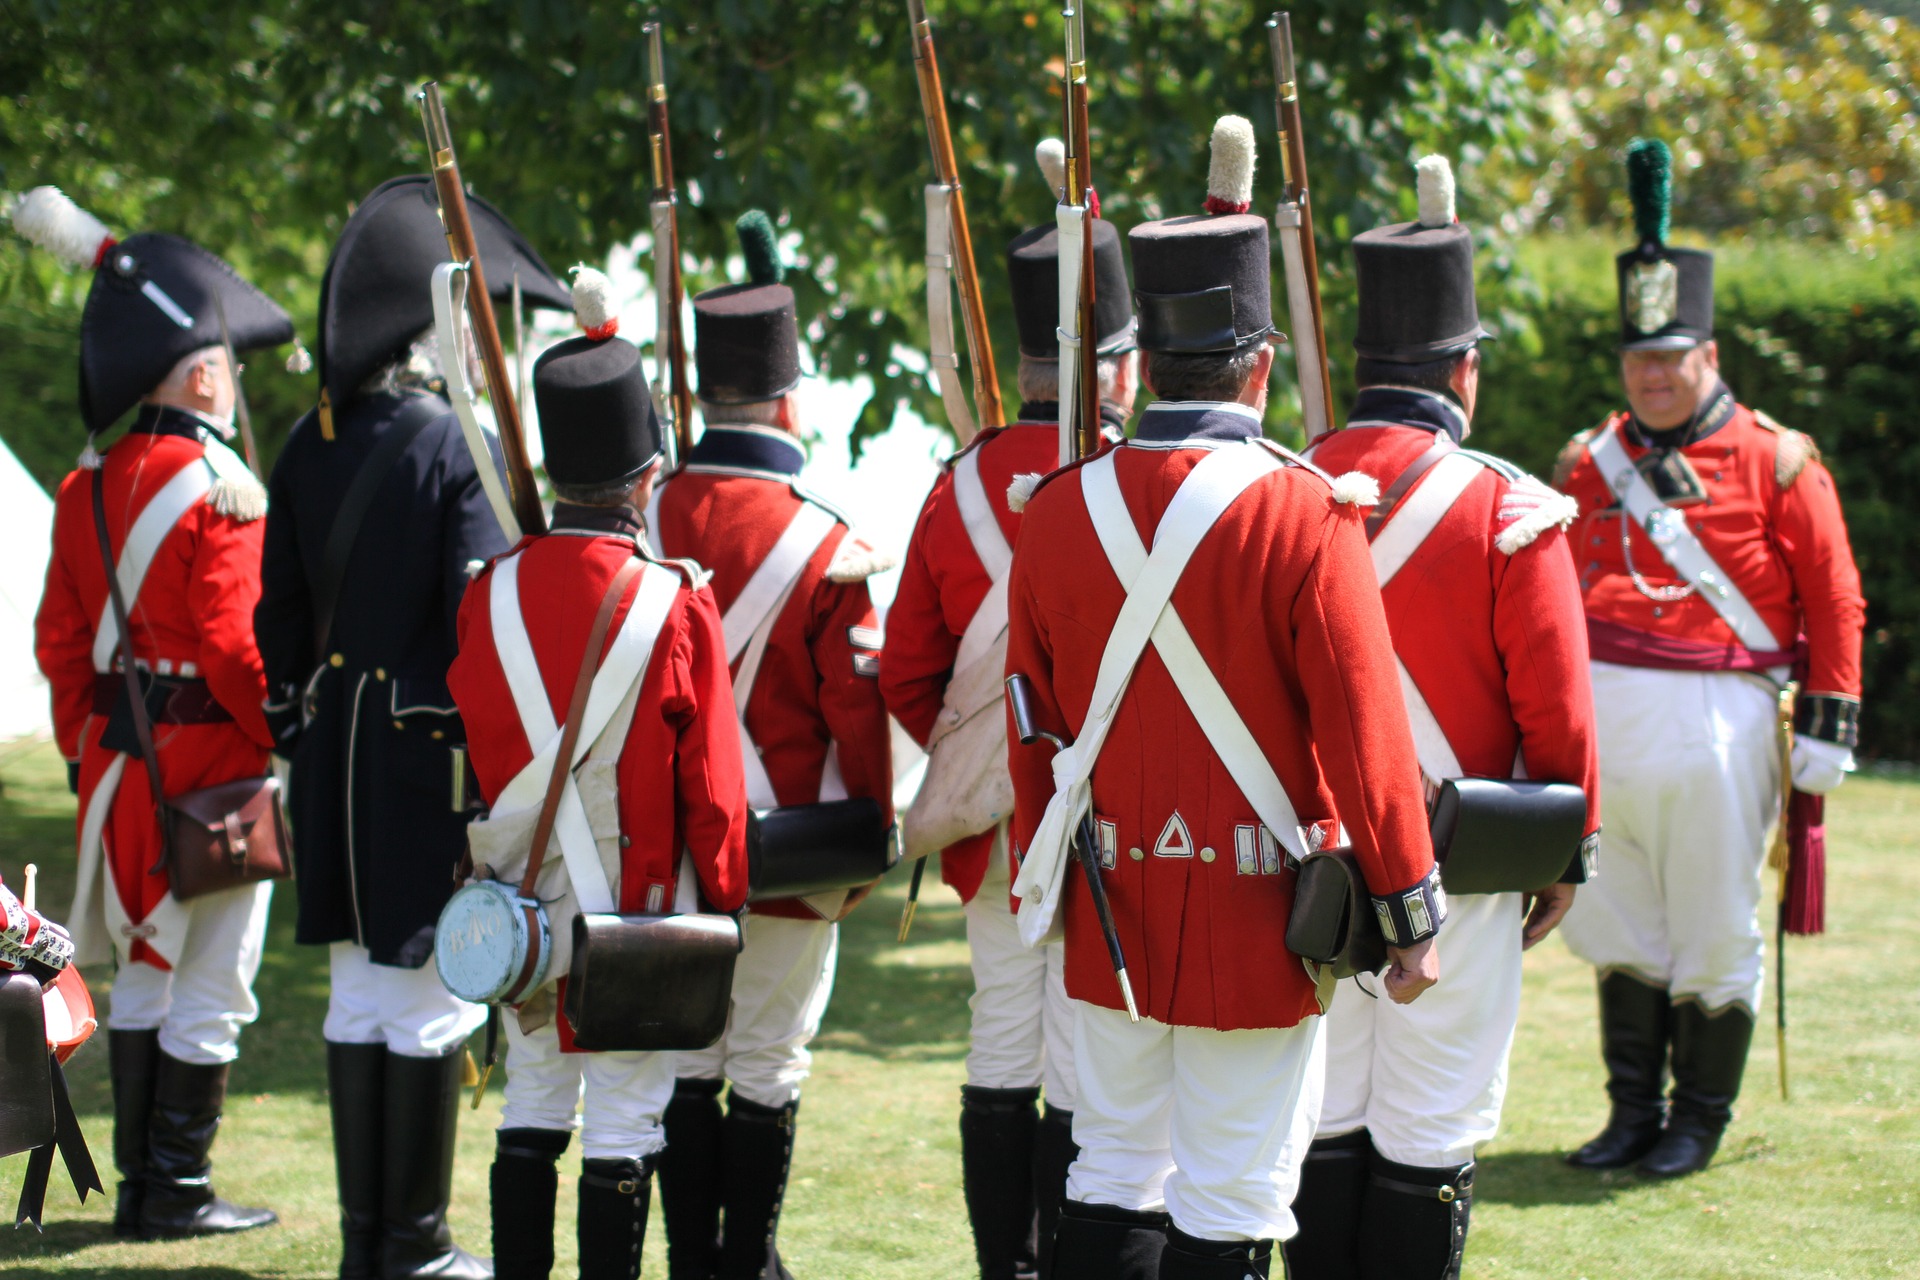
[
  {"x1": 317, "y1": 176, "x2": 571, "y2": 409},
  {"x1": 1351, "y1": 156, "x2": 1490, "y2": 364},
  {"x1": 1008, "y1": 139, "x2": 1135, "y2": 359},
  {"x1": 1616, "y1": 139, "x2": 1713, "y2": 351},
  {"x1": 534, "y1": 268, "x2": 661, "y2": 488},
  {"x1": 694, "y1": 211, "x2": 801, "y2": 405}
]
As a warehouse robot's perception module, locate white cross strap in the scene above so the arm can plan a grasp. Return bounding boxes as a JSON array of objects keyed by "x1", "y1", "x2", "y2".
[
  {"x1": 1369, "y1": 451, "x2": 1485, "y2": 590},
  {"x1": 92, "y1": 458, "x2": 214, "y2": 672},
  {"x1": 951, "y1": 445, "x2": 1013, "y2": 671},
  {"x1": 720, "y1": 502, "x2": 839, "y2": 665},
  {"x1": 1587, "y1": 423, "x2": 1781, "y2": 653}
]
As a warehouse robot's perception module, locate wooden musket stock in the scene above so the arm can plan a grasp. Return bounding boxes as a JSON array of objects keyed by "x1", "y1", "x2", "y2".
[
  {"x1": 646, "y1": 22, "x2": 696, "y2": 468},
  {"x1": 1064, "y1": 4, "x2": 1100, "y2": 460},
  {"x1": 1269, "y1": 13, "x2": 1337, "y2": 436}
]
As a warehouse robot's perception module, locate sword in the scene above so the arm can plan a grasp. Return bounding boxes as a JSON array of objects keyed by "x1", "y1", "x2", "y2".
[{"x1": 1769, "y1": 683, "x2": 1798, "y2": 1101}]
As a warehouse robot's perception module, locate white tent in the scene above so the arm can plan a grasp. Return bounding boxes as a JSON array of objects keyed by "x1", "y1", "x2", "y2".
[{"x1": 0, "y1": 440, "x2": 54, "y2": 742}]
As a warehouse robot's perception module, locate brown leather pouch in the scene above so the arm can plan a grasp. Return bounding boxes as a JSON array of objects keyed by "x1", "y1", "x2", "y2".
[
  {"x1": 162, "y1": 776, "x2": 292, "y2": 902},
  {"x1": 1285, "y1": 851, "x2": 1388, "y2": 980},
  {"x1": 562, "y1": 911, "x2": 742, "y2": 1052}
]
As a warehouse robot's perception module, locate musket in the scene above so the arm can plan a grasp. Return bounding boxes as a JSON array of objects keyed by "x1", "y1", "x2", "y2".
[
  {"x1": 1057, "y1": 3, "x2": 1102, "y2": 465},
  {"x1": 907, "y1": 0, "x2": 1003, "y2": 443},
  {"x1": 210, "y1": 292, "x2": 262, "y2": 477},
  {"x1": 417, "y1": 82, "x2": 547, "y2": 535},
  {"x1": 1769, "y1": 683, "x2": 1798, "y2": 1101},
  {"x1": 645, "y1": 22, "x2": 695, "y2": 471},
  {"x1": 1268, "y1": 13, "x2": 1337, "y2": 441}
]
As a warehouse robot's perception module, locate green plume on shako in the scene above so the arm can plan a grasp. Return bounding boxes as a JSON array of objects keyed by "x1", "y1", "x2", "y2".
[
  {"x1": 1616, "y1": 137, "x2": 1712, "y2": 350},
  {"x1": 694, "y1": 209, "x2": 800, "y2": 404},
  {"x1": 1626, "y1": 137, "x2": 1673, "y2": 250},
  {"x1": 735, "y1": 209, "x2": 786, "y2": 286}
]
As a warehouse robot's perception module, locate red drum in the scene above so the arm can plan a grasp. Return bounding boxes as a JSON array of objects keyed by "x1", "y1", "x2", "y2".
[{"x1": 43, "y1": 965, "x2": 96, "y2": 1064}]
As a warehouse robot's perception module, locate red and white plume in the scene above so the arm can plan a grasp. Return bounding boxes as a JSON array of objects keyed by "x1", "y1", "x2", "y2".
[
  {"x1": 1036, "y1": 138, "x2": 1067, "y2": 201},
  {"x1": 570, "y1": 265, "x2": 618, "y2": 341},
  {"x1": 1416, "y1": 155, "x2": 1456, "y2": 228},
  {"x1": 1204, "y1": 115, "x2": 1256, "y2": 215},
  {"x1": 10, "y1": 185, "x2": 117, "y2": 269}
]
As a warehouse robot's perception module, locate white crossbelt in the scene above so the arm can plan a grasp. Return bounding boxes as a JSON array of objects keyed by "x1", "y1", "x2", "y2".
[
  {"x1": 487, "y1": 553, "x2": 682, "y2": 914},
  {"x1": 1012, "y1": 442, "x2": 1291, "y2": 946},
  {"x1": 92, "y1": 457, "x2": 215, "y2": 672},
  {"x1": 1588, "y1": 422, "x2": 1781, "y2": 652},
  {"x1": 951, "y1": 446, "x2": 1013, "y2": 672}
]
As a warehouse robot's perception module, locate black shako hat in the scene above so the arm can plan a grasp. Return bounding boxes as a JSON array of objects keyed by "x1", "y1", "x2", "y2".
[
  {"x1": 317, "y1": 176, "x2": 570, "y2": 409},
  {"x1": 694, "y1": 210, "x2": 801, "y2": 405},
  {"x1": 1351, "y1": 156, "x2": 1490, "y2": 364},
  {"x1": 1128, "y1": 117, "x2": 1273, "y2": 355},
  {"x1": 1008, "y1": 138, "x2": 1135, "y2": 358},
  {"x1": 534, "y1": 267, "x2": 661, "y2": 487},
  {"x1": 1616, "y1": 139, "x2": 1713, "y2": 351},
  {"x1": 8, "y1": 186, "x2": 295, "y2": 433}
]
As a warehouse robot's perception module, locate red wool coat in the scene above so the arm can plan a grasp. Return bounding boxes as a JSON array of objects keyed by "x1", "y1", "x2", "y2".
[
  {"x1": 35, "y1": 424, "x2": 272, "y2": 969},
  {"x1": 881, "y1": 420, "x2": 1065, "y2": 904},
  {"x1": 448, "y1": 522, "x2": 749, "y2": 918},
  {"x1": 651, "y1": 427, "x2": 894, "y2": 919},
  {"x1": 1005, "y1": 421, "x2": 1436, "y2": 1032},
  {"x1": 1555, "y1": 403, "x2": 1864, "y2": 700},
  {"x1": 1308, "y1": 417, "x2": 1602, "y2": 841}
]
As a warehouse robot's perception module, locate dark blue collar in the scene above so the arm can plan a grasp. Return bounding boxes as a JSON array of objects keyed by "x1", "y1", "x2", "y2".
[
  {"x1": 1132, "y1": 400, "x2": 1264, "y2": 444},
  {"x1": 550, "y1": 502, "x2": 644, "y2": 539},
  {"x1": 1346, "y1": 386, "x2": 1469, "y2": 443},
  {"x1": 686, "y1": 424, "x2": 805, "y2": 478},
  {"x1": 1016, "y1": 401, "x2": 1132, "y2": 435},
  {"x1": 128, "y1": 404, "x2": 220, "y2": 443}
]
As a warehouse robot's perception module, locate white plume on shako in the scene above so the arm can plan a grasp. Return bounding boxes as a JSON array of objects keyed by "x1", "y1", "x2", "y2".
[
  {"x1": 8, "y1": 185, "x2": 115, "y2": 269},
  {"x1": 569, "y1": 264, "x2": 619, "y2": 340},
  {"x1": 1205, "y1": 115, "x2": 1258, "y2": 214},
  {"x1": 1036, "y1": 138, "x2": 1067, "y2": 200},
  {"x1": 1416, "y1": 154, "x2": 1457, "y2": 228}
]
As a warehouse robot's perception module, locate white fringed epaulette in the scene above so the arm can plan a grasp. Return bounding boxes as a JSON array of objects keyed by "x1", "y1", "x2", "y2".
[
  {"x1": 1494, "y1": 478, "x2": 1579, "y2": 555},
  {"x1": 827, "y1": 538, "x2": 897, "y2": 584},
  {"x1": 202, "y1": 438, "x2": 267, "y2": 523},
  {"x1": 78, "y1": 438, "x2": 105, "y2": 470},
  {"x1": 1330, "y1": 471, "x2": 1381, "y2": 507},
  {"x1": 1006, "y1": 472, "x2": 1044, "y2": 514}
]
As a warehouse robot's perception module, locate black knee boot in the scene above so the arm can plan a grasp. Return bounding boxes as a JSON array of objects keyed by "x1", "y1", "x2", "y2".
[
  {"x1": 329, "y1": 1042, "x2": 388, "y2": 1279},
  {"x1": 1033, "y1": 1105, "x2": 1078, "y2": 1280},
  {"x1": 491, "y1": 1129, "x2": 571, "y2": 1280},
  {"x1": 659, "y1": 1078, "x2": 725, "y2": 1279},
  {"x1": 1159, "y1": 1225, "x2": 1270, "y2": 1279},
  {"x1": 1567, "y1": 971, "x2": 1670, "y2": 1169},
  {"x1": 108, "y1": 1029, "x2": 160, "y2": 1238},
  {"x1": 1638, "y1": 1001, "x2": 1754, "y2": 1179},
  {"x1": 139, "y1": 1051, "x2": 279, "y2": 1237},
  {"x1": 578, "y1": 1156, "x2": 654, "y2": 1280},
  {"x1": 1282, "y1": 1130, "x2": 1373, "y2": 1280},
  {"x1": 1051, "y1": 1200, "x2": 1167, "y2": 1280},
  {"x1": 381, "y1": 1050, "x2": 491, "y2": 1277},
  {"x1": 960, "y1": 1085, "x2": 1040, "y2": 1280},
  {"x1": 716, "y1": 1094, "x2": 798, "y2": 1280},
  {"x1": 1355, "y1": 1156, "x2": 1472, "y2": 1280}
]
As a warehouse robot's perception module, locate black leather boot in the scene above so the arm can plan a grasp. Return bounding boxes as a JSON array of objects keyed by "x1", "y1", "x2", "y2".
[
  {"x1": 1567, "y1": 971, "x2": 1671, "y2": 1169},
  {"x1": 716, "y1": 1094, "x2": 799, "y2": 1280},
  {"x1": 108, "y1": 1029, "x2": 160, "y2": 1238},
  {"x1": 139, "y1": 1052, "x2": 279, "y2": 1237},
  {"x1": 381, "y1": 1050, "x2": 491, "y2": 1278},
  {"x1": 491, "y1": 1128, "x2": 570, "y2": 1280},
  {"x1": 960, "y1": 1085, "x2": 1041, "y2": 1280},
  {"x1": 659, "y1": 1077, "x2": 725, "y2": 1280},
  {"x1": 1282, "y1": 1129, "x2": 1373, "y2": 1280},
  {"x1": 1638, "y1": 1001, "x2": 1754, "y2": 1179},
  {"x1": 578, "y1": 1156, "x2": 654, "y2": 1280},
  {"x1": 1356, "y1": 1156, "x2": 1473, "y2": 1280},
  {"x1": 1033, "y1": 1104, "x2": 1078, "y2": 1280},
  {"x1": 329, "y1": 1042, "x2": 388, "y2": 1279},
  {"x1": 1051, "y1": 1200, "x2": 1167, "y2": 1280},
  {"x1": 1159, "y1": 1225, "x2": 1270, "y2": 1279}
]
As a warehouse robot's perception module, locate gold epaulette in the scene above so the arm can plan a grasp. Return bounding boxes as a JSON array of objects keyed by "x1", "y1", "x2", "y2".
[
  {"x1": 1751, "y1": 409, "x2": 1821, "y2": 489},
  {"x1": 1551, "y1": 422, "x2": 1604, "y2": 490}
]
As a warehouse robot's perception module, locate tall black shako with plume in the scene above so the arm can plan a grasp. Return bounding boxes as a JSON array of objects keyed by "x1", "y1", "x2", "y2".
[
  {"x1": 1350, "y1": 154, "x2": 1491, "y2": 364},
  {"x1": 7, "y1": 185, "x2": 297, "y2": 436},
  {"x1": 1007, "y1": 140, "x2": 1135, "y2": 360},
  {"x1": 534, "y1": 266, "x2": 661, "y2": 488},
  {"x1": 693, "y1": 211, "x2": 801, "y2": 406},
  {"x1": 1128, "y1": 115, "x2": 1273, "y2": 355},
  {"x1": 1617, "y1": 138, "x2": 1713, "y2": 350}
]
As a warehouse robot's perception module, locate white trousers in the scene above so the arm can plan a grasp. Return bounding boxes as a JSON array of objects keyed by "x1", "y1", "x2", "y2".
[
  {"x1": 1561, "y1": 664, "x2": 1781, "y2": 1013},
  {"x1": 964, "y1": 836, "x2": 1076, "y2": 1108},
  {"x1": 1067, "y1": 1000, "x2": 1324, "y2": 1243},
  {"x1": 106, "y1": 881, "x2": 271, "y2": 1065},
  {"x1": 324, "y1": 942, "x2": 487, "y2": 1059},
  {"x1": 499, "y1": 1009, "x2": 677, "y2": 1161},
  {"x1": 1319, "y1": 893, "x2": 1522, "y2": 1167},
  {"x1": 677, "y1": 913, "x2": 838, "y2": 1108}
]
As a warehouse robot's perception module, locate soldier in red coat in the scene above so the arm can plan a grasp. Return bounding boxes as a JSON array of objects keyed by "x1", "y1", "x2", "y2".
[
  {"x1": 647, "y1": 211, "x2": 895, "y2": 1280},
  {"x1": 1004, "y1": 120, "x2": 1443, "y2": 1280},
  {"x1": 880, "y1": 142, "x2": 1137, "y2": 1280},
  {"x1": 16, "y1": 186, "x2": 289, "y2": 1240},
  {"x1": 448, "y1": 285, "x2": 750, "y2": 1280},
  {"x1": 1554, "y1": 141, "x2": 1865, "y2": 1179},
  {"x1": 1289, "y1": 157, "x2": 1602, "y2": 1280}
]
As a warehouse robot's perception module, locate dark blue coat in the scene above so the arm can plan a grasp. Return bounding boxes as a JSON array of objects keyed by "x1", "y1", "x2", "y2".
[{"x1": 255, "y1": 390, "x2": 509, "y2": 967}]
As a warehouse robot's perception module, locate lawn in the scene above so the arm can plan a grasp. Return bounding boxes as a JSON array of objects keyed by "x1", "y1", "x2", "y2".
[{"x1": 0, "y1": 738, "x2": 1913, "y2": 1279}]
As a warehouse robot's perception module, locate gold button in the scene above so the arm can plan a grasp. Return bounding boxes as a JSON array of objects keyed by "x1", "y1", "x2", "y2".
[
  {"x1": 329, "y1": 653, "x2": 344, "y2": 668},
  {"x1": 1129, "y1": 847, "x2": 1144, "y2": 862},
  {"x1": 430, "y1": 730, "x2": 445, "y2": 740},
  {"x1": 1199, "y1": 847, "x2": 1217, "y2": 864},
  {"x1": 392, "y1": 719, "x2": 404, "y2": 730},
  {"x1": 375, "y1": 668, "x2": 387, "y2": 682}
]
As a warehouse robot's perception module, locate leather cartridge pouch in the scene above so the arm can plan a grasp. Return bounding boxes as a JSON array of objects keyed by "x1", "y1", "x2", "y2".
[
  {"x1": 563, "y1": 910, "x2": 742, "y2": 1053},
  {"x1": 0, "y1": 972, "x2": 54, "y2": 1160},
  {"x1": 747, "y1": 798, "x2": 900, "y2": 902},
  {"x1": 1285, "y1": 851, "x2": 1388, "y2": 980},
  {"x1": 1429, "y1": 779, "x2": 1588, "y2": 896}
]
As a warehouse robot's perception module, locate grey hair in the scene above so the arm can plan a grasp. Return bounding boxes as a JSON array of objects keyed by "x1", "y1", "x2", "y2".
[
  {"x1": 150, "y1": 345, "x2": 225, "y2": 396},
  {"x1": 697, "y1": 396, "x2": 784, "y2": 427},
  {"x1": 1142, "y1": 344, "x2": 1264, "y2": 403},
  {"x1": 1016, "y1": 354, "x2": 1123, "y2": 408},
  {"x1": 358, "y1": 329, "x2": 479, "y2": 399}
]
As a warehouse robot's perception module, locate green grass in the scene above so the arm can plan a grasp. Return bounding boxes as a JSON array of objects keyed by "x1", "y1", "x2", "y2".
[{"x1": 0, "y1": 738, "x2": 1914, "y2": 1278}]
